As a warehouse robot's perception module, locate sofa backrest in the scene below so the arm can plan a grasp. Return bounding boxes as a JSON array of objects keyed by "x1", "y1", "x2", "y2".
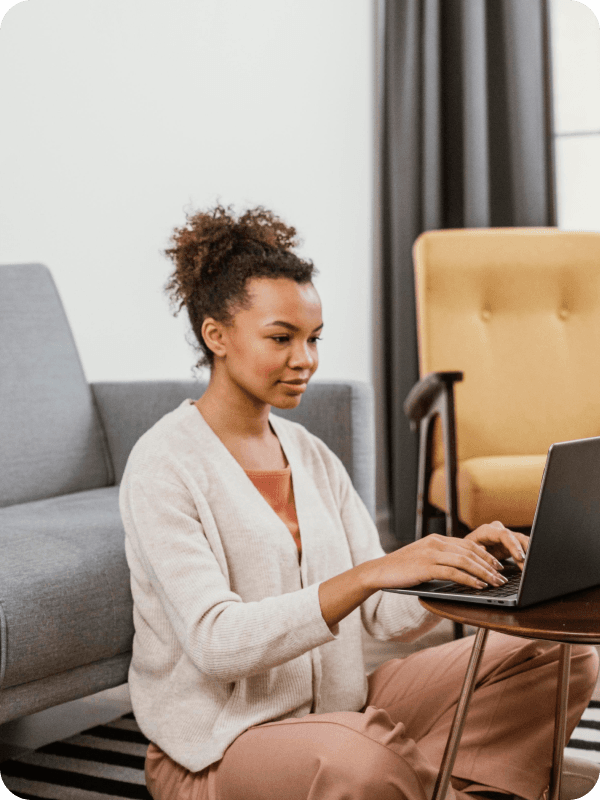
[{"x1": 0, "y1": 263, "x2": 112, "y2": 508}]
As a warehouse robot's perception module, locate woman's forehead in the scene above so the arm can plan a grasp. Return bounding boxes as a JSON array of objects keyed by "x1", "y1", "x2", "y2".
[{"x1": 243, "y1": 277, "x2": 322, "y2": 321}]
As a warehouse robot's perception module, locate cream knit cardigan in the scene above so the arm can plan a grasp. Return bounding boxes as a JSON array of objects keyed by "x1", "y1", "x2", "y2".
[{"x1": 119, "y1": 399, "x2": 440, "y2": 773}]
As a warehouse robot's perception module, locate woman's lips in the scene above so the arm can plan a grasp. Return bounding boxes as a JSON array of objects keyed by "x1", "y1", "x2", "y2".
[{"x1": 279, "y1": 381, "x2": 308, "y2": 391}]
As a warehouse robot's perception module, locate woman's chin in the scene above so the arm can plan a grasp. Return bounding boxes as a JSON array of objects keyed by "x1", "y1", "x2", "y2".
[
  {"x1": 272, "y1": 397, "x2": 303, "y2": 410},
  {"x1": 270, "y1": 389, "x2": 304, "y2": 409}
]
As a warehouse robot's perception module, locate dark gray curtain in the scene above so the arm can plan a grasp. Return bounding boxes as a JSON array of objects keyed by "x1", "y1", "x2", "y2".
[{"x1": 379, "y1": 0, "x2": 556, "y2": 544}]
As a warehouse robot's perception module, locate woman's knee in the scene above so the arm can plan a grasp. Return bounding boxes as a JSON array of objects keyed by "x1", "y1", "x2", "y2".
[
  {"x1": 217, "y1": 717, "x2": 430, "y2": 800},
  {"x1": 315, "y1": 732, "x2": 431, "y2": 800},
  {"x1": 286, "y1": 718, "x2": 434, "y2": 800}
]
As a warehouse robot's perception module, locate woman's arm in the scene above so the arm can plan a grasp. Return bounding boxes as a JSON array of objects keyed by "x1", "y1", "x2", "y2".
[
  {"x1": 314, "y1": 438, "x2": 531, "y2": 636},
  {"x1": 318, "y1": 528, "x2": 518, "y2": 632}
]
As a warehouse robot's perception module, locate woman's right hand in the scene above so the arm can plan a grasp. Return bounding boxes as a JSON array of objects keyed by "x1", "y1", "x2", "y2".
[
  {"x1": 363, "y1": 533, "x2": 508, "y2": 592},
  {"x1": 318, "y1": 533, "x2": 508, "y2": 633}
]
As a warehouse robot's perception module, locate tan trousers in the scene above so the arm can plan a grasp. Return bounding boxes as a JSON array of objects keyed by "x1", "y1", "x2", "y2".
[{"x1": 145, "y1": 632, "x2": 599, "y2": 800}]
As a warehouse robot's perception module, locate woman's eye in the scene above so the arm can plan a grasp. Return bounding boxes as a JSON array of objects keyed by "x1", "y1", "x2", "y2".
[{"x1": 271, "y1": 335, "x2": 322, "y2": 344}]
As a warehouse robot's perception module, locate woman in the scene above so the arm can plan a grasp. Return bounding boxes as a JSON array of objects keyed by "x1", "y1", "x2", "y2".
[{"x1": 120, "y1": 205, "x2": 598, "y2": 800}]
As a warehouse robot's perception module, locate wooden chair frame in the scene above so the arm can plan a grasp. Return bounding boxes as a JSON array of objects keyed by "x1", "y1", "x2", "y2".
[
  {"x1": 404, "y1": 371, "x2": 464, "y2": 539},
  {"x1": 404, "y1": 370, "x2": 465, "y2": 637}
]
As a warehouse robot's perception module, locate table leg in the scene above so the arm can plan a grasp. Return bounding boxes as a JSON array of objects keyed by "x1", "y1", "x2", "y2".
[
  {"x1": 432, "y1": 626, "x2": 489, "y2": 800},
  {"x1": 549, "y1": 643, "x2": 571, "y2": 800}
]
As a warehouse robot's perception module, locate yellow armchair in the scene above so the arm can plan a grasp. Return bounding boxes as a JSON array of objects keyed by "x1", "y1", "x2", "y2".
[{"x1": 406, "y1": 227, "x2": 600, "y2": 537}]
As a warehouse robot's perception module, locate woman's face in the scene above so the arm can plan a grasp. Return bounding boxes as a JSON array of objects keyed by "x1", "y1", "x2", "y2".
[{"x1": 208, "y1": 277, "x2": 323, "y2": 409}]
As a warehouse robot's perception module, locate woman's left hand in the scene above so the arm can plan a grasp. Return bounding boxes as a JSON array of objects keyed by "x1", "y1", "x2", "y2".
[{"x1": 465, "y1": 521, "x2": 530, "y2": 570}]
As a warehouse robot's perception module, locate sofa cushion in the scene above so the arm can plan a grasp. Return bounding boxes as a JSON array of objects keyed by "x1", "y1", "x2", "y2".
[
  {"x1": 0, "y1": 486, "x2": 133, "y2": 691},
  {"x1": 0, "y1": 263, "x2": 112, "y2": 508}
]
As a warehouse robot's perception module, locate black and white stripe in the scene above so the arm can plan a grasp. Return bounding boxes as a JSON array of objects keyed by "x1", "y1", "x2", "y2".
[
  {"x1": 566, "y1": 699, "x2": 600, "y2": 765},
  {"x1": 1, "y1": 702, "x2": 599, "y2": 798},
  {"x1": 0, "y1": 713, "x2": 151, "y2": 800}
]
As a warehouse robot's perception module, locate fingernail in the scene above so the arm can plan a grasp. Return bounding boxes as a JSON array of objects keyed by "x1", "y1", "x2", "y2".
[
  {"x1": 493, "y1": 559, "x2": 503, "y2": 569},
  {"x1": 476, "y1": 581, "x2": 487, "y2": 588}
]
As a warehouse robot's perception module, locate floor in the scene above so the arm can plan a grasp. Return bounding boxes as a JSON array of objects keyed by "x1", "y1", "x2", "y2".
[{"x1": 1, "y1": 621, "x2": 599, "y2": 767}]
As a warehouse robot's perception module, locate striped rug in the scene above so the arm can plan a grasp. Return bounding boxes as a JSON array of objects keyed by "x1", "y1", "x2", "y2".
[
  {"x1": 1, "y1": 703, "x2": 599, "y2": 799},
  {"x1": 565, "y1": 699, "x2": 600, "y2": 765},
  {"x1": 0, "y1": 712, "x2": 151, "y2": 800}
]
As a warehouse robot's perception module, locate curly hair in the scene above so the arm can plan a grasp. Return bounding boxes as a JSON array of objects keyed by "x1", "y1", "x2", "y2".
[{"x1": 163, "y1": 204, "x2": 318, "y2": 372}]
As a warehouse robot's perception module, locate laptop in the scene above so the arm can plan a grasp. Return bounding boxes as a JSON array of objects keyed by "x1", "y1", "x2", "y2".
[{"x1": 383, "y1": 436, "x2": 600, "y2": 608}]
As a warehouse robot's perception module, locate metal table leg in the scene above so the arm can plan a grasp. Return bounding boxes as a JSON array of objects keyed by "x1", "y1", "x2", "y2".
[
  {"x1": 549, "y1": 643, "x2": 571, "y2": 800},
  {"x1": 432, "y1": 627, "x2": 490, "y2": 800}
]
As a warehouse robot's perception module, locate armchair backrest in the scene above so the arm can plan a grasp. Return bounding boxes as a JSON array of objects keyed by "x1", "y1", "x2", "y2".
[
  {"x1": 0, "y1": 263, "x2": 111, "y2": 508},
  {"x1": 413, "y1": 228, "x2": 600, "y2": 467}
]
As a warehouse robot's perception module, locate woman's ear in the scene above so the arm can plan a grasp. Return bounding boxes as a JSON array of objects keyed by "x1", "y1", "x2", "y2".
[{"x1": 201, "y1": 317, "x2": 228, "y2": 359}]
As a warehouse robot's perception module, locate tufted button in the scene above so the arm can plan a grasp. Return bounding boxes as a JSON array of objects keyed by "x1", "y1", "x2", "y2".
[
  {"x1": 559, "y1": 308, "x2": 569, "y2": 320},
  {"x1": 481, "y1": 309, "x2": 492, "y2": 321}
]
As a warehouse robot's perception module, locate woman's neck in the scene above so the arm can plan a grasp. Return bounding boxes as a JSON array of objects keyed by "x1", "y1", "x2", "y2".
[
  {"x1": 195, "y1": 380, "x2": 272, "y2": 442},
  {"x1": 195, "y1": 387, "x2": 288, "y2": 471}
]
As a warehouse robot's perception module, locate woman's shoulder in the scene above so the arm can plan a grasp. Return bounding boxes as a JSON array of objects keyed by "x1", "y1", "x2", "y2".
[{"x1": 123, "y1": 399, "x2": 211, "y2": 483}]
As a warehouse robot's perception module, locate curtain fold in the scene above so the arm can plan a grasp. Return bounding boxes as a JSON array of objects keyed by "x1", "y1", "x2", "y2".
[{"x1": 377, "y1": 0, "x2": 556, "y2": 544}]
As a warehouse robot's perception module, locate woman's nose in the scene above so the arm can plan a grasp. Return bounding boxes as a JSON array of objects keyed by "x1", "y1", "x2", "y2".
[{"x1": 289, "y1": 341, "x2": 316, "y2": 369}]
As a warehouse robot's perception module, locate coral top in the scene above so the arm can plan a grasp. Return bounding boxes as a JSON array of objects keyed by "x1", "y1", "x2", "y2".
[{"x1": 244, "y1": 465, "x2": 301, "y2": 558}]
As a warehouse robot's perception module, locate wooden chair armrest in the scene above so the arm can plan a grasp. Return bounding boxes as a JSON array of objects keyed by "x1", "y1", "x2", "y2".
[{"x1": 404, "y1": 371, "x2": 463, "y2": 430}]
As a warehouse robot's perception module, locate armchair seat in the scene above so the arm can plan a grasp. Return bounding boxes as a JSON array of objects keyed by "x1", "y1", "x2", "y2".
[{"x1": 430, "y1": 454, "x2": 547, "y2": 529}]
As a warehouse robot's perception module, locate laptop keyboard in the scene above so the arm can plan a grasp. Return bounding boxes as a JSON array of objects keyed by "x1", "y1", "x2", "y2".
[{"x1": 432, "y1": 565, "x2": 523, "y2": 597}]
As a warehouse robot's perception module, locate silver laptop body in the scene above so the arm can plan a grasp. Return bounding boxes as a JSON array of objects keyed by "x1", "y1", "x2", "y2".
[{"x1": 383, "y1": 436, "x2": 600, "y2": 609}]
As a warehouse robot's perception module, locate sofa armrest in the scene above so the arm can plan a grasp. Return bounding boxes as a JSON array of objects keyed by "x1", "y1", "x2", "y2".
[
  {"x1": 404, "y1": 371, "x2": 463, "y2": 430},
  {"x1": 91, "y1": 379, "x2": 207, "y2": 484}
]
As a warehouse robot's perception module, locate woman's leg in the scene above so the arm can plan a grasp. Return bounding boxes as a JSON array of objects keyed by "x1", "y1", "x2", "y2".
[
  {"x1": 211, "y1": 708, "x2": 462, "y2": 800},
  {"x1": 366, "y1": 631, "x2": 599, "y2": 800},
  {"x1": 146, "y1": 708, "x2": 465, "y2": 800},
  {"x1": 145, "y1": 632, "x2": 598, "y2": 800}
]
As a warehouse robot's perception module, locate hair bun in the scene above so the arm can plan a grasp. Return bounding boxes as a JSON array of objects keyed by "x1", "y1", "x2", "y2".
[{"x1": 163, "y1": 203, "x2": 317, "y2": 373}]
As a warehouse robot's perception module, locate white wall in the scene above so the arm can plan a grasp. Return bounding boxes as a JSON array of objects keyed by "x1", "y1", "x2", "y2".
[
  {"x1": 551, "y1": 0, "x2": 600, "y2": 230},
  {"x1": 0, "y1": 0, "x2": 373, "y2": 385}
]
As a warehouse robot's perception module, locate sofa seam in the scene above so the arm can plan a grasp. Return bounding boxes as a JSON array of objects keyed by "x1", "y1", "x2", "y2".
[
  {"x1": 89, "y1": 383, "x2": 116, "y2": 487},
  {"x1": 0, "y1": 598, "x2": 7, "y2": 689}
]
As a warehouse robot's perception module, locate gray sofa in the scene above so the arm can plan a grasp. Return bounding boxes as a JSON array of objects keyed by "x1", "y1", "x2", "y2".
[{"x1": 0, "y1": 262, "x2": 376, "y2": 725}]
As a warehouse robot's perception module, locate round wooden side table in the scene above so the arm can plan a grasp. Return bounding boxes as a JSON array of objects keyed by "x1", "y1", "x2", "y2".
[{"x1": 419, "y1": 584, "x2": 600, "y2": 800}]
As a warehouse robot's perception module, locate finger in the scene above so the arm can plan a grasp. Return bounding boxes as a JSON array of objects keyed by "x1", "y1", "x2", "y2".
[
  {"x1": 497, "y1": 530, "x2": 527, "y2": 567},
  {"x1": 489, "y1": 521, "x2": 529, "y2": 557},
  {"x1": 449, "y1": 535, "x2": 505, "y2": 571},
  {"x1": 514, "y1": 531, "x2": 530, "y2": 552},
  {"x1": 468, "y1": 524, "x2": 524, "y2": 564},
  {"x1": 439, "y1": 552, "x2": 507, "y2": 587},
  {"x1": 431, "y1": 565, "x2": 488, "y2": 590},
  {"x1": 446, "y1": 541, "x2": 504, "y2": 575}
]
